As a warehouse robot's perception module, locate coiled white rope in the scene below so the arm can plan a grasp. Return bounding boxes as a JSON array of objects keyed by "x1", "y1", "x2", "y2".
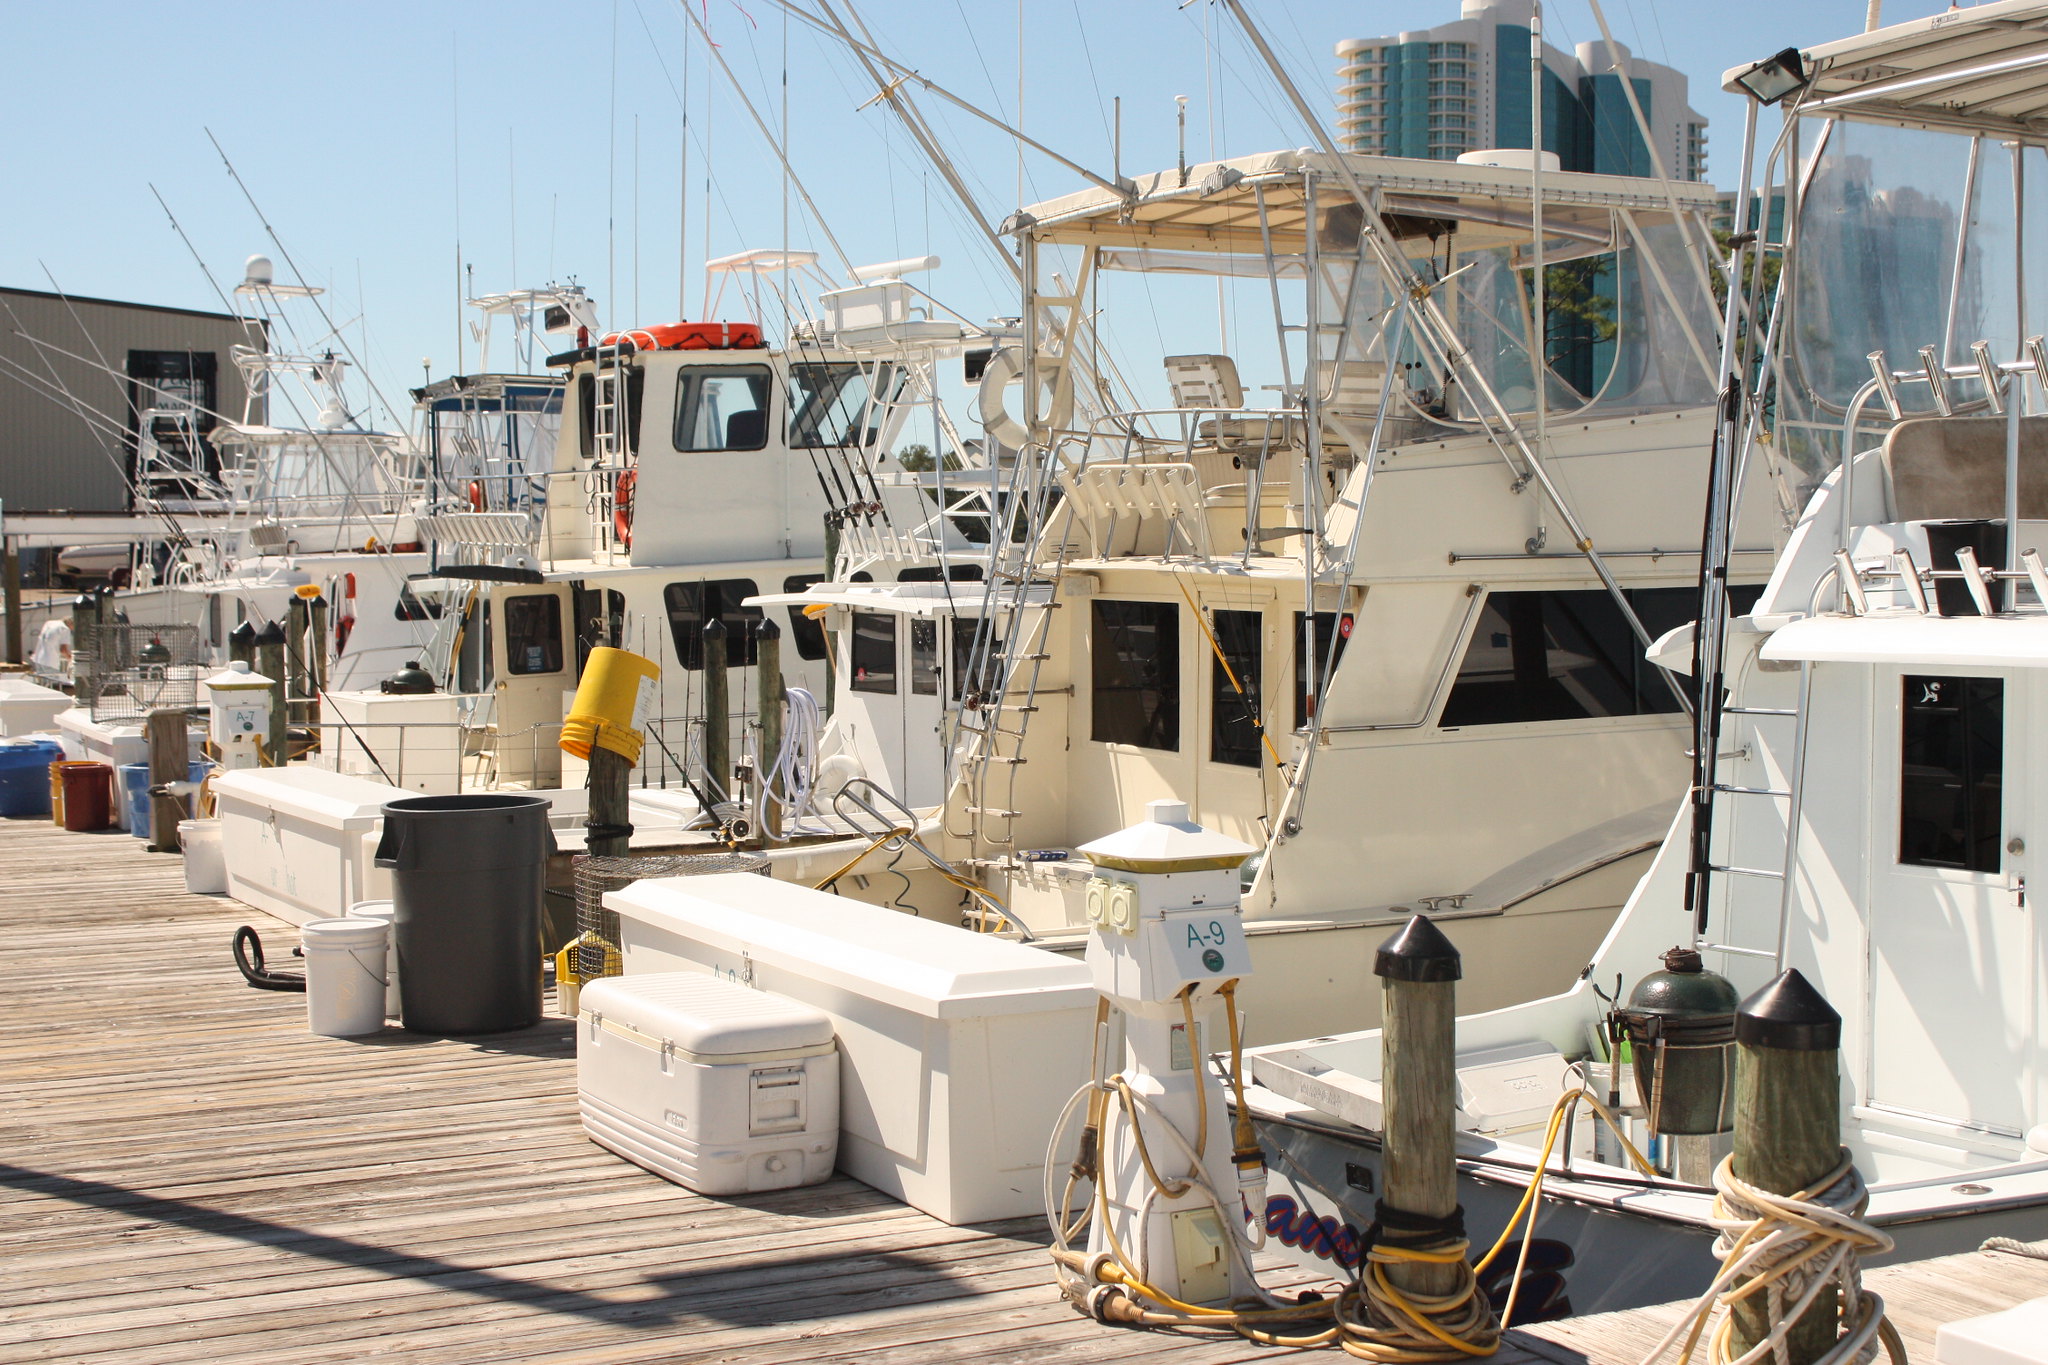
[
  {"x1": 751, "y1": 686, "x2": 825, "y2": 838},
  {"x1": 1629, "y1": 1150, "x2": 1902, "y2": 1365}
]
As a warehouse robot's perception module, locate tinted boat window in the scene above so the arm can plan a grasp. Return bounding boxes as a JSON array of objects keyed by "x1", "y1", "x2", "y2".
[
  {"x1": 1900, "y1": 674, "x2": 2003, "y2": 874},
  {"x1": 850, "y1": 612, "x2": 897, "y2": 693},
  {"x1": 1093, "y1": 600, "x2": 1179, "y2": 750},
  {"x1": 1210, "y1": 609, "x2": 1263, "y2": 767}
]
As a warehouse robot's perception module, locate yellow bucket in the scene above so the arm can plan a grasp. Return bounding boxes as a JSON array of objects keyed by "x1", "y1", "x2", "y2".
[{"x1": 559, "y1": 646, "x2": 660, "y2": 767}]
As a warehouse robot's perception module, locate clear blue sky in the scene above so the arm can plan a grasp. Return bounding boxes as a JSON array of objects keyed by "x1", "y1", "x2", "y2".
[{"x1": 3, "y1": 0, "x2": 1896, "y2": 428}]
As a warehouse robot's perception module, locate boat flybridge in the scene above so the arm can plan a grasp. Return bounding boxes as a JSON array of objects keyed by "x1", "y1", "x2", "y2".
[
  {"x1": 766, "y1": 143, "x2": 1788, "y2": 1045},
  {"x1": 1237, "y1": 0, "x2": 2048, "y2": 1313},
  {"x1": 305, "y1": 251, "x2": 1001, "y2": 805},
  {"x1": 93, "y1": 255, "x2": 435, "y2": 701}
]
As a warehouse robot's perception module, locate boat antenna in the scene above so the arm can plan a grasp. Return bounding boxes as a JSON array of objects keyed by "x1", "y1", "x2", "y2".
[
  {"x1": 202, "y1": 130, "x2": 412, "y2": 447},
  {"x1": 676, "y1": 0, "x2": 860, "y2": 280}
]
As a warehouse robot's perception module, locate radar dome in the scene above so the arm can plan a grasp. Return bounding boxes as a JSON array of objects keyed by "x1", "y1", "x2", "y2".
[{"x1": 243, "y1": 254, "x2": 274, "y2": 286}]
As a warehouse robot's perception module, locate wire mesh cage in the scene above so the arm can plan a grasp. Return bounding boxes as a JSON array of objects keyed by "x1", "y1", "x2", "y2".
[
  {"x1": 72, "y1": 623, "x2": 208, "y2": 723},
  {"x1": 571, "y1": 850, "x2": 770, "y2": 981}
]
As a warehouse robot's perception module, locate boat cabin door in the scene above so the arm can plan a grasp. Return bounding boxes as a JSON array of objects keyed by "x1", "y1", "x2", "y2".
[
  {"x1": 1865, "y1": 668, "x2": 2033, "y2": 1136},
  {"x1": 489, "y1": 581, "x2": 575, "y2": 787},
  {"x1": 839, "y1": 607, "x2": 949, "y2": 808}
]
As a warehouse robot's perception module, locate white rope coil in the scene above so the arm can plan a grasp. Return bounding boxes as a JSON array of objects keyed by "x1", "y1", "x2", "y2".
[{"x1": 1630, "y1": 1150, "x2": 1902, "y2": 1365}]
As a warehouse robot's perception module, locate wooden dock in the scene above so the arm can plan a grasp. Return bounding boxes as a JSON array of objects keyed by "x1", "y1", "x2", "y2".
[{"x1": 3, "y1": 813, "x2": 2042, "y2": 1363}]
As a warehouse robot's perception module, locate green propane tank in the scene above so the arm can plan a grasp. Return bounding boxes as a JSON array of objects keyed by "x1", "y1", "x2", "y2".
[{"x1": 1615, "y1": 946, "x2": 1739, "y2": 1137}]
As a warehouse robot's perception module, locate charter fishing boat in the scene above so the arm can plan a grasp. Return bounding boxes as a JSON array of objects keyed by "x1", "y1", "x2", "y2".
[
  {"x1": 745, "y1": 141, "x2": 1789, "y2": 1047},
  {"x1": 1236, "y1": 0, "x2": 2048, "y2": 1315},
  {"x1": 301, "y1": 250, "x2": 999, "y2": 801}
]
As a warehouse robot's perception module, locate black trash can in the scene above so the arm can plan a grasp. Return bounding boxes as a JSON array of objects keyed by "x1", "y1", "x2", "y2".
[{"x1": 375, "y1": 794, "x2": 555, "y2": 1034}]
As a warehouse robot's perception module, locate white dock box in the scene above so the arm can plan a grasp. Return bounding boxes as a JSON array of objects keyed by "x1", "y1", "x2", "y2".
[
  {"x1": 214, "y1": 768, "x2": 407, "y2": 924},
  {"x1": 323, "y1": 690, "x2": 464, "y2": 795},
  {"x1": 0, "y1": 678, "x2": 70, "y2": 736},
  {"x1": 609, "y1": 873, "x2": 1098, "y2": 1224},
  {"x1": 578, "y1": 973, "x2": 838, "y2": 1195}
]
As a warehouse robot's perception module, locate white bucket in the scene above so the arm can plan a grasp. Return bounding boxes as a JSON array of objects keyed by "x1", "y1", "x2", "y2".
[
  {"x1": 179, "y1": 819, "x2": 228, "y2": 895},
  {"x1": 302, "y1": 917, "x2": 389, "y2": 1037},
  {"x1": 348, "y1": 899, "x2": 400, "y2": 1019}
]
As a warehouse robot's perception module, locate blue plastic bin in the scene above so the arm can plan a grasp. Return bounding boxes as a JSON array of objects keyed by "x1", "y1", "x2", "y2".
[{"x1": 0, "y1": 739, "x2": 65, "y2": 817}]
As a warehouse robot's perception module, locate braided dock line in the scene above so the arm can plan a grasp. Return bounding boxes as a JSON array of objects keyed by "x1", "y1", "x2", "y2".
[{"x1": 1626, "y1": 1150, "x2": 1903, "y2": 1365}]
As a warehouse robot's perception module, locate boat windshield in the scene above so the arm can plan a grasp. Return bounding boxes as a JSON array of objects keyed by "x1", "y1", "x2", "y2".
[{"x1": 1779, "y1": 119, "x2": 2048, "y2": 473}]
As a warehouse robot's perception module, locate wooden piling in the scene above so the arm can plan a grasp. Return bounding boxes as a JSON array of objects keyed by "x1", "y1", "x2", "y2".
[
  {"x1": 2, "y1": 540, "x2": 22, "y2": 666},
  {"x1": 702, "y1": 619, "x2": 730, "y2": 808},
  {"x1": 254, "y1": 621, "x2": 287, "y2": 766},
  {"x1": 1376, "y1": 914, "x2": 1464, "y2": 1299},
  {"x1": 585, "y1": 747, "x2": 632, "y2": 859},
  {"x1": 227, "y1": 619, "x2": 256, "y2": 670},
  {"x1": 285, "y1": 594, "x2": 311, "y2": 726},
  {"x1": 755, "y1": 618, "x2": 783, "y2": 838},
  {"x1": 1731, "y1": 969, "x2": 1844, "y2": 1365},
  {"x1": 145, "y1": 708, "x2": 188, "y2": 853}
]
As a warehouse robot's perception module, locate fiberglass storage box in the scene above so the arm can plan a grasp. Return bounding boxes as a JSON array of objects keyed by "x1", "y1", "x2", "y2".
[
  {"x1": 577, "y1": 972, "x2": 837, "y2": 1195},
  {"x1": 214, "y1": 768, "x2": 410, "y2": 924},
  {"x1": 607, "y1": 873, "x2": 1098, "y2": 1225}
]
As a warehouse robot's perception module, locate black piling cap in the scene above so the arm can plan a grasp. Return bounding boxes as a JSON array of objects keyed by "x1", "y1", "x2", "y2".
[
  {"x1": 1374, "y1": 914, "x2": 1462, "y2": 983},
  {"x1": 1736, "y1": 969, "x2": 1841, "y2": 1052},
  {"x1": 228, "y1": 621, "x2": 257, "y2": 647},
  {"x1": 753, "y1": 617, "x2": 780, "y2": 640},
  {"x1": 702, "y1": 618, "x2": 727, "y2": 639},
  {"x1": 254, "y1": 620, "x2": 286, "y2": 646}
]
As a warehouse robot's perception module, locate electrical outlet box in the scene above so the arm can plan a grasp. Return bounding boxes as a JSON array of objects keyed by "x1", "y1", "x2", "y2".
[{"x1": 1168, "y1": 1206, "x2": 1231, "y2": 1306}]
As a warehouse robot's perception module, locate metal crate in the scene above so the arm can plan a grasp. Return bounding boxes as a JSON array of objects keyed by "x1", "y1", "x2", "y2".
[
  {"x1": 72, "y1": 623, "x2": 207, "y2": 723},
  {"x1": 571, "y1": 850, "x2": 769, "y2": 981}
]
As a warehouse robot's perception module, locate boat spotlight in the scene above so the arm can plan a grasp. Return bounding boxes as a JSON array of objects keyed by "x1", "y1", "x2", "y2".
[{"x1": 1734, "y1": 47, "x2": 1810, "y2": 105}]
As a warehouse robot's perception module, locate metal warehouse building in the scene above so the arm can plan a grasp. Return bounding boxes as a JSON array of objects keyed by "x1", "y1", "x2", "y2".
[{"x1": 0, "y1": 286, "x2": 257, "y2": 514}]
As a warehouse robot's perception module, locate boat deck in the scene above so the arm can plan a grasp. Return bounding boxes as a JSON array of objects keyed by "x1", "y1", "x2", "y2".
[{"x1": 6, "y1": 814, "x2": 2042, "y2": 1363}]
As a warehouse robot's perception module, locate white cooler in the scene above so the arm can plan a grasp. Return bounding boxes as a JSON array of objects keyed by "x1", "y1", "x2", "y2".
[
  {"x1": 607, "y1": 873, "x2": 1098, "y2": 1224},
  {"x1": 577, "y1": 972, "x2": 838, "y2": 1196}
]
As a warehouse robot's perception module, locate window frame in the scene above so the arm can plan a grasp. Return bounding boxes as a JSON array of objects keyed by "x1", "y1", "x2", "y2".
[
  {"x1": 662, "y1": 579, "x2": 763, "y2": 670},
  {"x1": 849, "y1": 611, "x2": 899, "y2": 694},
  {"x1": 671, "y1": 364, "x2": 774, "y2": 453},
  {"x1": 1209, "y1": 609, "x2": 1264, "y2": 768},
  {"x1": 1898, "y1": 674, "x2": 2005, "y2": 875},
  {"x1": 501, "y1": 592, "x2": 565, "y2": 676},
  {"x1": 1091, "y1": 598, "x2": 1182, "y2": 752}
]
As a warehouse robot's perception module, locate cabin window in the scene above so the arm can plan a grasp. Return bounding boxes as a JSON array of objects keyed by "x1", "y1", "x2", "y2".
[
  {"x1": 1437, "y1": 587, "x2": 1753, "y2": 727},
  {"x1": 910, "y1": 619, "x2": 940, "y2": 695},
  {"x1": 896, "y1": 564, "x2": 984, "y2": 582},
  {"x1": 663, "y1": 579, "x2": 763, "y2": 669},
  {"x1": 951, "y1": 620, "x2": 1003, "y2": 702},
  {"x1": 673, "y1": 366, "x2": 772, "y2": 452},
  {"x1": 1093, "y1": 600, "x2": 1180, "y2": 750},
  {"x1": 503, "y1": 594, "x2": 564, "y2": 675},
  {"x1": 787, "y1": 362, "x2": 902, "y2": 448},
  {"x1": 781, "y1": 573, "x2": 830, "y2": 661},
  {"x1": 576, "y1": 367, "x2": 645, "y2": 459},
  {"x1": 1294, "y1": 611, "x2": 1353, "y2": 727},
  {"x1": 394, "y1": 580, "x2": 445, "y2": 621},
  {"x1": 1900, "y1": 675, "x2": 2003, "y2": 874},
  {"x1": 1210, "y1": 610, "x2": 1264, "y2": 767},
  {"x1": 850, "y1": 612, "x2": 897, "y2": 693}
]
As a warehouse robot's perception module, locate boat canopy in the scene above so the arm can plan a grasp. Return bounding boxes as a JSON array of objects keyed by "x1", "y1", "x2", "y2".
[
  {"x1": 1725, "y1": 0, "x2": 2048, "y2": 141},
  {"x1": 1017, "y1": 148, "x2": 1721, "y2": 259}
]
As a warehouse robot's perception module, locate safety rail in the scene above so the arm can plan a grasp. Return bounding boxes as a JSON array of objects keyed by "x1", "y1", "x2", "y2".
[{"x1": 831, "y1": 778, "x2": 1032, "y2": 940}]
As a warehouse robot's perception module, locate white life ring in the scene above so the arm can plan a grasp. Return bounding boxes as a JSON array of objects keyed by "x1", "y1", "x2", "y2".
[{"x1": 974, "y1": 346, "x2": 1072, "y2": 449}]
